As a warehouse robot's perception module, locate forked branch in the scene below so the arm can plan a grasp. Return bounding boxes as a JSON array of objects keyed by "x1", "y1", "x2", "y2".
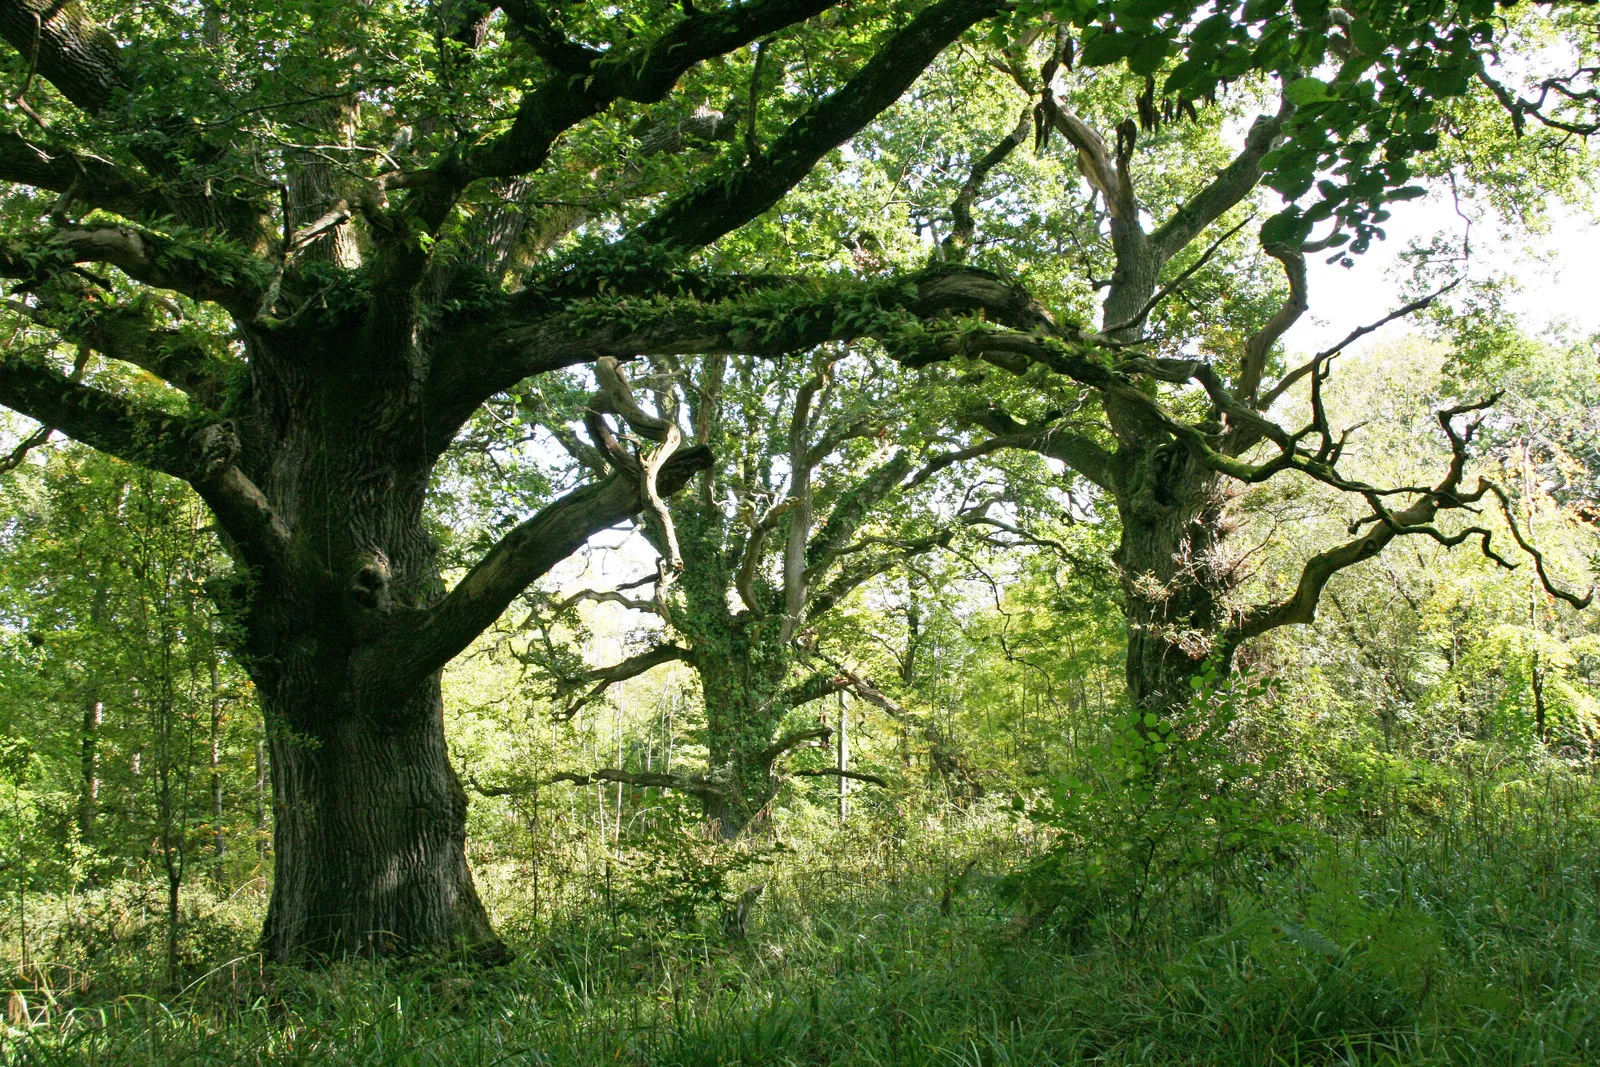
[
  {"x1": 1222, "y1": 396, "x2": 1596, "y2": 648},
  {"x1": 0, "y1": 423, "x2": 51, "y2": 474},
  {"x1": 374, "y1": 445, "x2": 712, "y2": 694},
  {"x1": 550, "y1": 642, "x2": 696, "y2": 721},
  {"x1": 1483, "y1": 482, "x2": 1596, "y2": 609},
  {"x1": 628, "y1": 0, "x2": 1001, "y2": 254},
  {"x1": 758, "y1": 726, "x2": 832, "y2": 766},
  {"x1": 944, "y1": 110, "x2": 1031, "y2": 261}
]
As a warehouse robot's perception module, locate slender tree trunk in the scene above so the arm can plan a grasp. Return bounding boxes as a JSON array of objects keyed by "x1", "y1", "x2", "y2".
[
  {"x1": 77, "y1": 699, "x2": 101, "y2": 844},
  {"x1": 78, "y1": 588, "x2": 110, "y2": 849},
  {"x1": 209, "y1": 660, "x2": 225, "y2": 872},
  {"x1": 1531, "y1": 653, "x2": 1548, "y2": 745},
  {"x1": 836, "y1": 693, "x2": 848, "y2": 823},
  {"x1": 166, "y1": 862, "x2": 181, "y2": 986},
  {"x1": 254, "y1": 739, "x2": 269, "y2": 862}
]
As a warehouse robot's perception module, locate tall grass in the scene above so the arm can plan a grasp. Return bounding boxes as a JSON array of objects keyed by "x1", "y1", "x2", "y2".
[{"x1": 5, "y1": 774, "x2": 1599, "y2": 1065}]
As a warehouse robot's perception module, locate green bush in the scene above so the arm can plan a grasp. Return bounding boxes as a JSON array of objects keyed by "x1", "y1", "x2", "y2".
[{"x1": 1004, "y1": 664, "x2": 1309, "y2": 940}]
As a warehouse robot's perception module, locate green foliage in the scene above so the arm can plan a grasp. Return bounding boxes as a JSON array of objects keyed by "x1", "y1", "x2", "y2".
[
  {"x1": 1006, "y1": 663, "x2": 1308, "y2": 936},
  {"x1": 612, "y1": 814, "x2": 785, "y2": 933},
  {"x1": 9, "y1": 774, "x2": 1600, "y2": 1065},
  {"x1": 0, "y1": 0, "x2": 1596, "y2": 1048},
  {"x1": 1423, "y1": 626, "x2": 1600, "y2": 754},
  {"x1": 1021, "y1": 0, "x2": 1556, "y2": 253},
  {"x1": 0, "y1": 442, "x2": 262, "y2": 911},
  {"x1": 3, "y1": 357, "x2": 1600, "y2": 1058}
]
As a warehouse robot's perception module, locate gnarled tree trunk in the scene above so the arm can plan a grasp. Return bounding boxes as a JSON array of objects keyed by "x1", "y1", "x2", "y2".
[
  {"x1": 231, "y1": 329, "x2": 507, "y2": 960},
  {"x1": 697, "y1": 645, "x2": 792, "y2": 837},
  {"x1": 1109, "y1": 449, "x2": 1236, "y2": 717},
  {"x1": 260, "y1": 674, "x2": 501, "y2": 960}
]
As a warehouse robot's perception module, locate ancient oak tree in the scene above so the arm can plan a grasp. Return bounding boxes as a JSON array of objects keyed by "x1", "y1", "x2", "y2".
[{"x1": 0, "y1": 0, "x2": 1007, "y2": 958}]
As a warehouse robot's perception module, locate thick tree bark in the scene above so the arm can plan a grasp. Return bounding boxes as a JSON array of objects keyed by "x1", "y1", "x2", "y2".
[
  {"x1": 1109, "y1": 449, "x2": 1235, "y2": 716},
  {"x1": 695, "y1": 629, "x2": 794, "y2": 838},
  {"x1": 260, "y1": 674, "x2": 502, "y2": 961},
  {"x1": 233, "y1": 340, "x2": 508, "y2": 959},
  {"x1": 255, "y1": 739, "x2": 269, "y2": 862},
  {"x1": 224, "y1": 323, "x2": 712, "y2": 960}
]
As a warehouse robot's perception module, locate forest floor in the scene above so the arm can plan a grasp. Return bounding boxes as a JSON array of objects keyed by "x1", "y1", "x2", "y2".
[{"x1": 4, "y1": 777, "x2": 1599, "y2": 1066}]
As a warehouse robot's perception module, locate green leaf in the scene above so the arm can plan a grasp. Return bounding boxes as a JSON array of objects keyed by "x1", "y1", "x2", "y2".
[
  {"x1": 1285, "y1": 77, "x2": 1332, "y2": 105},
  {"x1": 1128, "y1": 35, "x2": 1172, "y2": 76},
  {"x1": 1261, "y1": 209, "x2": 1313, "y2": 246},
  {"x1": 1165, "y1": 56, "x2": 1207, "y2": 93},
  {"x1": 1190, "y1": 13, "x2": 1234, "y2": 46},
  {"x1": 1350, "y1": 19, "x2": 1388, "y2": 55},
  {"x1": 1080, "y1": 31, "x2": 1133, "y2": 67}
]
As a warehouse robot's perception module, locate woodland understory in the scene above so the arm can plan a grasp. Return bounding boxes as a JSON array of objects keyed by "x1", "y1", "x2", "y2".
[{"x1": 2, "y1": 0, "x2": 1600, "y2": 1062}]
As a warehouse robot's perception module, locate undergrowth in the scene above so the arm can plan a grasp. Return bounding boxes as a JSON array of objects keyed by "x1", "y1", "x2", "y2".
[{"x1": 4, "y1": 768, "x2": 1599, "y2": 1066}]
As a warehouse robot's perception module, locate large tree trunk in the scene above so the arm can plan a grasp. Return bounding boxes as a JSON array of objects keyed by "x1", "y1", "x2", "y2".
[
  {"x1": 698, "y1": 649, "x2": 789, "y2": 839},
  {"x1": 669, "y1": 510, "x2": 803, "y2": 838},
  {"x1": 1110, "y1": 447, "x2": 1237, "y2": 717},
  {"x1": 234, "y1": 329, "x2": 507, "y2": 962},
  {"x1": 259, "y1": 672, "x2": 503, "y2": 961},
  {"x1": 217, "y1": 312, "x2": 709, "y2": 959},
  {"x1": 1099, "y1": 208, "x2": 1241, "y2": 719}
]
